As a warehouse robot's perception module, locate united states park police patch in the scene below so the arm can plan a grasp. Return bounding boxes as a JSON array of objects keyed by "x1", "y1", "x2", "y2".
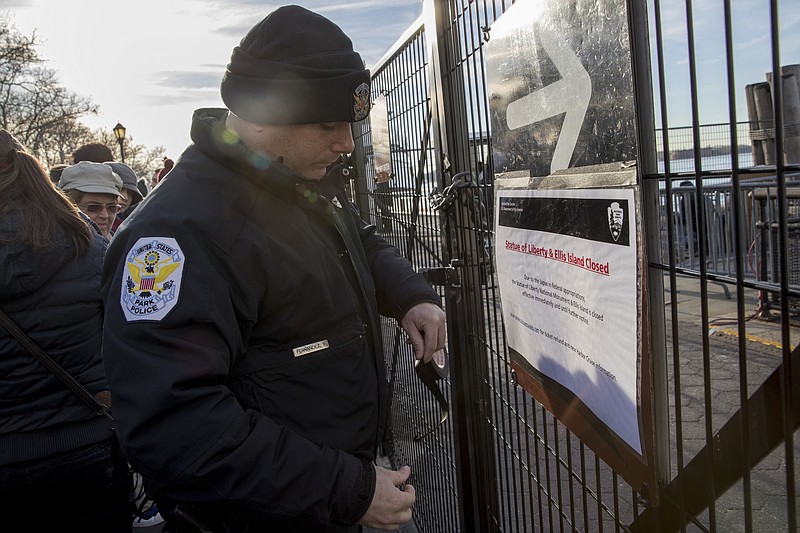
[{"x1": 120, "y1": 237, "x2": 184, "y2": 322}]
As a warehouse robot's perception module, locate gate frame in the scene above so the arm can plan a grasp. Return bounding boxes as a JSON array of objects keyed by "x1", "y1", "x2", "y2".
[{"x1": 423, "y1": 1, "x2": 499, "y2": 530}]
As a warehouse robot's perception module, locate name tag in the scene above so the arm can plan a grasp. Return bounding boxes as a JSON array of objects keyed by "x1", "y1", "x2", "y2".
[{"x1": 293, "y1": 340, "x2": 330, "y2": 357}]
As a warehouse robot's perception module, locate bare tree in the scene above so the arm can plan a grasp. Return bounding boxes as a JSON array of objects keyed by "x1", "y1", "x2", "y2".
[
  {"x1": 0, "y1": 17, "x2": 96, "y2": 160},
  {"x1": 0, "y1": 15, "x2": 165, "y2": 176},
  {"x1": 96, "y1": 129, "x2": 167, "y2": 184}
]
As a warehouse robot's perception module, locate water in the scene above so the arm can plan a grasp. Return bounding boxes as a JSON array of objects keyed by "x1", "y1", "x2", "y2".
[
  {"x1": 658, "y1": 152, "x2": 753, "y2": 172},
  {"x1": 657, "y1": 152, "x2": 755, "y2": 174}
]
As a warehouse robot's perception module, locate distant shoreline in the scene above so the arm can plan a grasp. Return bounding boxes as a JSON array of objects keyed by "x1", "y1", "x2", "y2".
[{"x1": 657, "y1": 144, "x2": 753, "y2": 162}]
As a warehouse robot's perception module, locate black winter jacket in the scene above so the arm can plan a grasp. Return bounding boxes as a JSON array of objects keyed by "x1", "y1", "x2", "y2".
[
  {"x1": 101, "y1": 108, "x2": 441, "y2": 531},
  {"x1": 0, "y1": 209, "x2": 113, "y2": 465}
]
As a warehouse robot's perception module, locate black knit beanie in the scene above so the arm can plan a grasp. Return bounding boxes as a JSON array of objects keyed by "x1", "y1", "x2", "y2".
[{"x1": 220, "y1": 5, "x2": 371, "y2": 125}]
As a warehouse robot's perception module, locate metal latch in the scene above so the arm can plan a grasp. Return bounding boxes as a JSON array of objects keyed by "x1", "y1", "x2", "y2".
[{"x1": 420, "y1": 260, "x2": 462, "y2": 288}]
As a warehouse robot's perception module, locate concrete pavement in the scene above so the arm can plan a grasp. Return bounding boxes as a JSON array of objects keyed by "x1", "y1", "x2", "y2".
[{"x1": 663, "y1": 272, "x2": 798, "y2": 532}]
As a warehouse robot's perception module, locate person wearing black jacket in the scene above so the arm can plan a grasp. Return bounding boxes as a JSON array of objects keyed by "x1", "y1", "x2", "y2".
[
  {"x1": 0, "y1": 129, "x2": 133, "y2": 532},
  {"x1": 101, "y1": 6, "x2": 446, "y2": 533}
]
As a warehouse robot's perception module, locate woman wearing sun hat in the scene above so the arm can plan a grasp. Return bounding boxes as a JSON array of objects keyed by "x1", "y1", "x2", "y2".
[{"x1": 58, "y1": 161, "x2": 124, "y2": 238}]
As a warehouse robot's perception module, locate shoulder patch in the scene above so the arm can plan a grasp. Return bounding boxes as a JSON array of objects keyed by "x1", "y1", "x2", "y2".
[{"x1": 120, "y1": 237, "x2": 185, "y2": 322}]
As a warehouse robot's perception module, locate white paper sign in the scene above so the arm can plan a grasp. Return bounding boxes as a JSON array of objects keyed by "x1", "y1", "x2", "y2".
[{"x1": 495, "y1": 187, "x2": 641, "y2": 453}]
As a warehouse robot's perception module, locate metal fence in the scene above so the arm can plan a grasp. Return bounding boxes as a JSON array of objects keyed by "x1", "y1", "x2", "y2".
[
  {"x1": 350, "y1": 1, "x2": 799, "y2": 531},
  {"x1": 661, "y1": 177, "x2": 800, "y2": 284},
  {"x1": 655, "y1": 123, "x2": 758, "y2": 173}
]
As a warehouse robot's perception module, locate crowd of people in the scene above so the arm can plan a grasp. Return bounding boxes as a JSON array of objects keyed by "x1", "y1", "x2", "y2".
[{"x1": 0, "y1": 5, "x2": 446, "y2": 533}]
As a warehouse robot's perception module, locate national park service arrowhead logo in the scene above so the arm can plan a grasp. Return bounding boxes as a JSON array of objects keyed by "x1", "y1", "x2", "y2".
[{"x1": 607, "y1": 201, "x2": 624, "y2": 242}]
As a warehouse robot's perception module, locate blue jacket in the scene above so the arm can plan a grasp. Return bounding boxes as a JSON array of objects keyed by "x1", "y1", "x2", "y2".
[
  {"x1": 101, "y1": 108, "x2": 441, "y2": 531},
  {"x1": 0, "y1": 209, "x2": 112, "y2": 465}
]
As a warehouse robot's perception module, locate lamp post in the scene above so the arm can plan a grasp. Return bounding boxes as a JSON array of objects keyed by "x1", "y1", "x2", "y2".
[{"x1": 113, "y1": 122, "x2": 127, "y2": 163}]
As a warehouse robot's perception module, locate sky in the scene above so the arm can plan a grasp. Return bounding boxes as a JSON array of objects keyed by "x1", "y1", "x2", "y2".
[
  {"x1": 649, "y1": 0, "x2": 800, "y2": 134},
  {"x1": 0, "y1": 0, "x2": 423, "y2": 159}
]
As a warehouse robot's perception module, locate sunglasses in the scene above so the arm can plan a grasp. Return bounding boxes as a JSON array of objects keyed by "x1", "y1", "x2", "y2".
[{"x1": 79, "y1": 203, "x2": 122, "y2": 215}]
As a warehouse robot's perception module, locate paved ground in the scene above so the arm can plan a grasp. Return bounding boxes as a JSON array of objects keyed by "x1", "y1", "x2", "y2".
[
  {"x1": 662, "y1": 272, "x2": 798, "y2": 532},
  {"x1": 667, "y1": 271, "x2": 795, "y2": 348}
]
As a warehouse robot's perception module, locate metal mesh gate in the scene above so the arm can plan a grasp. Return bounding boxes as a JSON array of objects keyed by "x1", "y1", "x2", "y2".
[{"x1": 350, "y1": 1, "x2": 800, "y2": 531}]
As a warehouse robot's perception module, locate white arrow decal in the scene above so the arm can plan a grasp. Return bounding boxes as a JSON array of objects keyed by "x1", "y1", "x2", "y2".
[{"x1": 505, "y1": 15, "x2": 592, "y2": 174}]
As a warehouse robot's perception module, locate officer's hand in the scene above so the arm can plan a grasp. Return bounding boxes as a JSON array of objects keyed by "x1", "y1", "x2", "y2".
[
  {"x1": 400, "y1": 302, "x2": 446, "y2": 363},
  {"x1": 359, "y1": 465, "x2": 415, "y2": 530}
]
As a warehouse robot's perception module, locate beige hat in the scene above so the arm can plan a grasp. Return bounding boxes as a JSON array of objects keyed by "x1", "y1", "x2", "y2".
[{"x1": 59, "y1": 161, "x2": 123, "y2": 198}]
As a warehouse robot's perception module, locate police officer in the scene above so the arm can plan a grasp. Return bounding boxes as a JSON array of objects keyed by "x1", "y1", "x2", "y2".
[{"x1": 101, "y1": 5, "x2": 446, "y2": 533}]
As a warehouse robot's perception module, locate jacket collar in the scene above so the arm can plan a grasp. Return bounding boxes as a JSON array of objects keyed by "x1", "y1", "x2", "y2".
[{"x1": 190, "y1": 108, "x2": 346, "y2": 213}]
